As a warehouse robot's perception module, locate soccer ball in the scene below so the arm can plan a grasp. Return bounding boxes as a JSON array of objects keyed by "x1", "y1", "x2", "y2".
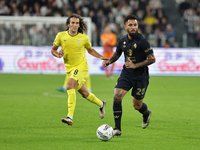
[{"x1": 96, "y1": 124, "x2": 113, "y2": 141}]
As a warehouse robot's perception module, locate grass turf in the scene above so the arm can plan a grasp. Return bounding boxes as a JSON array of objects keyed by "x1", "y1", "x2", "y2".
[{"x1": 0, "y1": 74, "x2": 200, "y2": 150}]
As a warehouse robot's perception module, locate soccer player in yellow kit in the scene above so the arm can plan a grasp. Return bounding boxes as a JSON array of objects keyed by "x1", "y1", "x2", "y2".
[
  {"x1": 51, "y1": 13, "x2": 108, "y2": 126},
  {"x1": 56, "y1": 65, "x2": 92, "y2": 92}
]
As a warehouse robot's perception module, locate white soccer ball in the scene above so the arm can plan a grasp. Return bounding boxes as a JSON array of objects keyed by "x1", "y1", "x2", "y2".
[{"x1": 96, "y1": 124, "x2": 113, "y2": 141}]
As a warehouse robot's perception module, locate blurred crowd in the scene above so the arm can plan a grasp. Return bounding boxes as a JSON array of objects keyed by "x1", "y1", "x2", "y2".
[
  {"x1": 177, "y1": 0, "x2": 200, "y2": 46},
  {"x1": 0, "y1": 0, "x2": 180, "y2": 47}
]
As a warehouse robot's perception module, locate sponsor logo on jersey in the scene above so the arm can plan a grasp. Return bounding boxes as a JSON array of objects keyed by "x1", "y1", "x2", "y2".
[
  {"x1": 134, "y1": 43, "x2": 137, "y2": 49},
  {"x1": 123, "y1": 41, "x2": 126, "y2": 48}
]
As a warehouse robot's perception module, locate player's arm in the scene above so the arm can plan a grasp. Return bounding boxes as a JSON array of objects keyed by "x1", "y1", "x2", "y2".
[
  {"x1": 86, "y1": 47, "x2": 108, "y2": 60},
  {"x1": 51, "y1": 45, "x2": 64, "y2": 58},
  {"x1": 125, "y1": 53, "x2": 156, "y2": 69},
  {"x1": 102, "y1": 51, "x2": 122, "y2": 67}
]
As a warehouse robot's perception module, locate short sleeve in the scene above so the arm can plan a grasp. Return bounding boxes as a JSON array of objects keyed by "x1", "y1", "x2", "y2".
[
  {"x1": 116, "y1": 40, "x2": 122, "y2": 54},
  {"x1": 84, "y1": 35, "x2": 92, "y2": 49},
  {"x1": 141, "y1": 39, "x2": 153, "y2": 56},
  {"x1": 53, "y1": 33, "x2": 61, "y2": 47}
]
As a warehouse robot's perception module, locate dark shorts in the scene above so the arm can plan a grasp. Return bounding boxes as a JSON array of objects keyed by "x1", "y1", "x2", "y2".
[{"x1": 115, "y1": 75, "x2": 149, "y2": 100}]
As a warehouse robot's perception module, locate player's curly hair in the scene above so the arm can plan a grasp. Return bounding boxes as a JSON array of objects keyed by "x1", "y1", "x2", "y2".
[
  {"x1": 66, "y1": 13, "x2": 87, "y2": 34},
  {"x1": 124, "y1": 15, "x2": 138, "y2": 24}
]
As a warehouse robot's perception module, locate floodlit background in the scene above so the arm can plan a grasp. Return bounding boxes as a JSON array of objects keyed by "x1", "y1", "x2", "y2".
[
  {"x1": 0, "y1": 0, "x2": 200, "y2": 75},
  {"x1": 0, "y1": 1, "x2": 200, "y2": 150}
]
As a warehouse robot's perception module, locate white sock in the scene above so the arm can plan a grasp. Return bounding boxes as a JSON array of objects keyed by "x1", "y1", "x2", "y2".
[
  {"x1": 67, "y1": 115, "x2": 73, "y2": 120},
  {"x1": 99, "y1": 101, "x2": 103, "y2": 108}
]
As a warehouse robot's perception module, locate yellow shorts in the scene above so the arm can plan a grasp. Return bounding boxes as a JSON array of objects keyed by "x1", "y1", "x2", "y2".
[{"x1": 66, "y1": 63, "x2": 89, "y2": 90}]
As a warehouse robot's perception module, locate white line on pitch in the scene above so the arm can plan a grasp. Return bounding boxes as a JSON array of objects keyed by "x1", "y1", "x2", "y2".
[{"x1": 43, "y1": 92, "x2": 66, "y2": 98}]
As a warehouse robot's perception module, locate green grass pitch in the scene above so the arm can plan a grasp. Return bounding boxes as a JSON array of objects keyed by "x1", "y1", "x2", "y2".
[{"x1": 0, "y1": 74, "x2": 200, "y2": 150}]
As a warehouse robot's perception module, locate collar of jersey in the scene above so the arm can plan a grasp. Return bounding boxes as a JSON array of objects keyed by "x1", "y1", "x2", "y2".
[
  {"x1": 126, "y1": 32, "x2": 138, "y2": 41},
  {"x1": 67, "y1": 31, "x2": 79, "y2": 37}
]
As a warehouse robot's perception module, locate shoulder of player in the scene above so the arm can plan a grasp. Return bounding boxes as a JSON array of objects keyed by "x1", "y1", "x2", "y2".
[
  {"x1": 77, "y1": 32, "x2": 89, "y2": 38},
  {"x1": 137, "y1": 32, "x2": 148, "y2": 41},
  {"x1": 58, "y1": 32, "x2": 88, "y2": 39},
  {"x1": 56, "y1": 31, "x2": 67, "y2": 37},
  {"x1": 118, "y1": 35, "x2": 127, "y2": 42},
  {"x1": 59, "y1": 31, "x2": 67, "y2": 34}
]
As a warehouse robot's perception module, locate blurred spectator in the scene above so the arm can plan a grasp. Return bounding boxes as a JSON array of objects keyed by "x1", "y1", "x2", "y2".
[
  {"x1": 196, "y1": 5, "x2": 200, "y2": 16},
  {"x1": 179, "y1": 0, "x2": 200, "y2": 46},
  {"x1": 154, "y1": 3, "x2": 165, "y2": 19},
  {"x1": 149, "y1": 0, "x2": 163, "y2": 10},
  {"x1": 90, "y1": 1, "x2": 99, "y2": 13},
  {"x1": 179, "y1": 0, "x2": 191, "y2": 16},
  {"x1": 0, "y1": 24, "x2": 6, "y2": 44},
  {"x1": 136, "y1": 9, "x2": 145, "y2": 21},
  {"x1": 130, "y1": 0, "x2": 139, "y2": 15},
  {"x1": 102, "y1": 0, "x2": 111, "y2": 16},
  {"x1": 139, "y1": 0, "x2": 147, "y2": 11},
  {"x1": 159, "y1": 17, "x2": 168, "y2": 31},
  {"x1": 196, "y1": 31, "x2": 200, "y2": 46},
  {"x1": 191, "y1": 0, "x2": 199, "y2": 11},
  {"x1": 160, "y1": 39, "x2": 173, "y2": 48},
  {"x1": 9, "y1": 1, "x2": 20, "y2": 16},
  {"x1": 0, "y1": 0, "x2": 178, "y2": 47},
  {"x1": 111, "y1": 0, "x2": 119, "y2": 8},
  {"x1": 40, "y1": 5, "x2": 48, "y2": 16},
  {"x1": 183, "y1": 6, "x2": 196, "y2": 22},
  {"x1": 164, "y1": 24, "x2": 175, "y2": 47},
  {"x1": 144, "y1": 10, "x2": 157, "y2": 26},
  {"x1": 46, "y1": 7, "x2": 53, "y2": 16},
  {"x1": 6, "y1": 24, "x2": 18, "y2": 44},
  {"x1": 120, "y1": 1, "x2": 132, "y2": 16},
  {"x1": 0, "y1": 0, "x2": 8, "y2": 15}
]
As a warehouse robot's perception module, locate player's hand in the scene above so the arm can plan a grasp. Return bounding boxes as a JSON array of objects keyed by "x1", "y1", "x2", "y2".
[
  {"x1": 125, "y1": 58, "x2": 137, "y2": 69},
  {"x1": 58, "y1": 49, "x2": 64, "y2": 58},
  {"x1": 102, "y1": 60, "x2": 110, "y2": 67}
]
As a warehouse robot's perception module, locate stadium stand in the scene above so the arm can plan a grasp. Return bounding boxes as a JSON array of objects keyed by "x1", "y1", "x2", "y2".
[
  {"x1": 176, "y1": 0, "x2": 200, "y2": 47},
  {"x1": 0, "y1": 0, "x2": 198, "y2": 47}
]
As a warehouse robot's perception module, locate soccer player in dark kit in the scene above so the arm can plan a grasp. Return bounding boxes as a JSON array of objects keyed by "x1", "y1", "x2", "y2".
[{"x1": 102, "y1": 14, "x2": 156, "y2": 136}]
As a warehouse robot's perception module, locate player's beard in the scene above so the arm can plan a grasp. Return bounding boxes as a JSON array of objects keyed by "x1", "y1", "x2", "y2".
[{"x1": 128, "y1": 29, "x2": 138, "y2": 38}]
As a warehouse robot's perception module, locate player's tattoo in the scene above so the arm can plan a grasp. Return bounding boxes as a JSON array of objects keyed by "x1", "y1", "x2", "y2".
[
  {"x1": 114, "y1": 93, "x2": 122, "y2": 102},
  {"x1": 114, "y1": 89, "x2": 123, "y2": 102},
  {"x1": 109, "y1": 51, "x2": 121, "y2": 64},
  {"x1": 136, "y1": 53, "x2": 155, "y2": 68}
]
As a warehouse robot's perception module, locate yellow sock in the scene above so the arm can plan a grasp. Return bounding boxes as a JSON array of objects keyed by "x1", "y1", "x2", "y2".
[
  {"x1": 85, "y1": 74, "x2": 91, "y2": 91},
  {"x1": 86, "y1": 93, "x2": 101, "y2": 106},
  {"x1": 67, "y1": 89, "x2": 76, "y2": 117}
]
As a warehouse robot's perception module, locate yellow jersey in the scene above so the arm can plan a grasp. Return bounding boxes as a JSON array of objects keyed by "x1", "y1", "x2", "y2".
[{"x1": 53, "y1": 31, "x2": 91, "y2": 72}]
